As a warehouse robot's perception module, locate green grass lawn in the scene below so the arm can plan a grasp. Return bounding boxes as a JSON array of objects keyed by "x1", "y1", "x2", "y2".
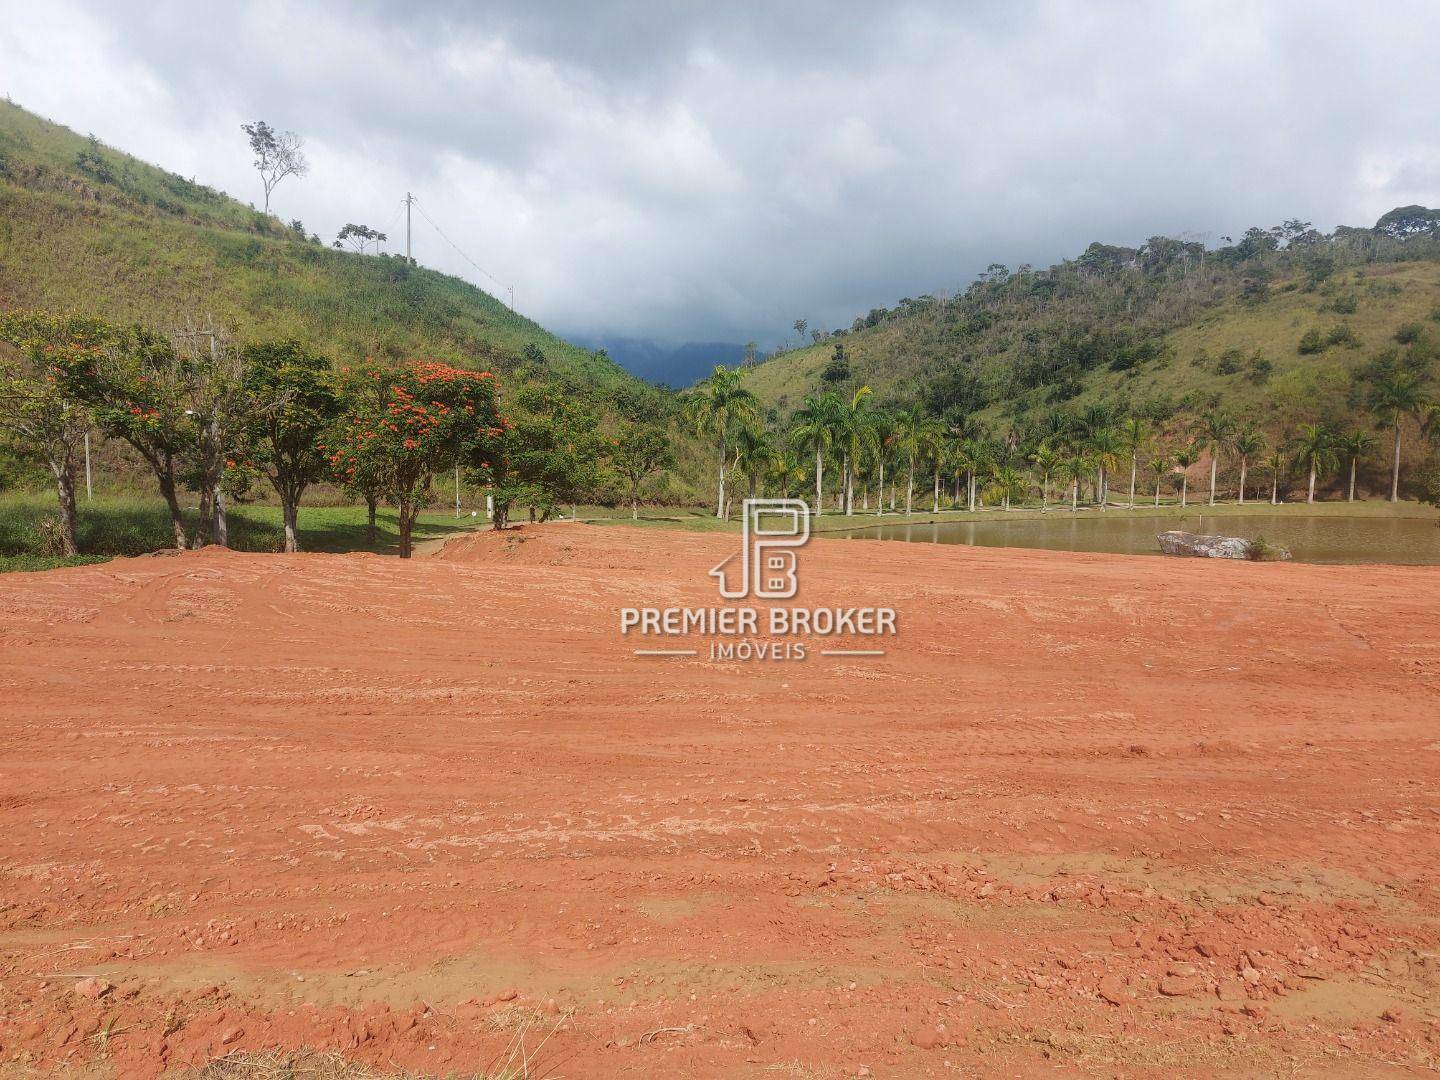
[{"x1": 0, "y1": 493, "x2": 485, "y2": 571}]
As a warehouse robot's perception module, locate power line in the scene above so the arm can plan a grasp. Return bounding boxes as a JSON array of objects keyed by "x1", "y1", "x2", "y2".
[{"x1": 409, "y1": 196, "x2": 514, "y2": 309}]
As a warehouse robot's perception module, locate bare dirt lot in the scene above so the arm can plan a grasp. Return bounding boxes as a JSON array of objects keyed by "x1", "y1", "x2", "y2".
[{"x1": 2, "y1": 523, "x2": 1439, "y2": 1077}]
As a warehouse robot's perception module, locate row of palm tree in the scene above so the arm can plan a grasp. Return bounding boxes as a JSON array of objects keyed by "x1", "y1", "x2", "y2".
[{"x1": 684, "y1": 365, "x2": 1437, "y2": 517}]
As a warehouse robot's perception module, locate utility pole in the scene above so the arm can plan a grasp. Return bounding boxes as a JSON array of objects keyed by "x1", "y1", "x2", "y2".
[
  {"x1": 404, "y1": 192, "x2": 414, "y2": 265},
  {"x1": 83, "y1": 432, "x2": 92, "y2": 500},
  {"x1": 507, "y1": 285, "x2": 514, "y2": 311}
]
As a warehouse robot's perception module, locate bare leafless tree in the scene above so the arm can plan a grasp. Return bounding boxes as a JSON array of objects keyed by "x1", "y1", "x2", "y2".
[{"x1": 242, "y1": 120, "x2": 308, "y2": 215}]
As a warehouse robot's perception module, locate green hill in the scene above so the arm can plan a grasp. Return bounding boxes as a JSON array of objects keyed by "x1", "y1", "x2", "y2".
[
  {"x1": 747, "y1": 220, "x2": 1440, "y2": 444},
  {"x1": 0, "y1": 100, "x2": 627, "y2": 390}
]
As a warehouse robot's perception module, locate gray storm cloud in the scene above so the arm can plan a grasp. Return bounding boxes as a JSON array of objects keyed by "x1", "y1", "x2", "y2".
[{"x1": 1, "y1": 0, "x2": 1437, "y2": 346}]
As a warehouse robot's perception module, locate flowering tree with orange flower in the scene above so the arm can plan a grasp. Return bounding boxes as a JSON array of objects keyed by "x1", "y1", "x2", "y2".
[
  {"x1": 49, "y1": 320, "x2": 201, "y2": 549},
  {"x1": 327, "y1": 360, "x2": 503, "y2": 557}
]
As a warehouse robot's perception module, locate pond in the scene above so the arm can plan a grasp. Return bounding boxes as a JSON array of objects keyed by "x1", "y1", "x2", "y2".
[{"x1": 824, "y1": 510, "x2": 1440, "y2": 565}]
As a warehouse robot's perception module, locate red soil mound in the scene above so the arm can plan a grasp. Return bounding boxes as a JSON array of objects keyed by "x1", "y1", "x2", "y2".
[{"x1": 1, "y1": 523, "x2": 1438, "y2": 1076}]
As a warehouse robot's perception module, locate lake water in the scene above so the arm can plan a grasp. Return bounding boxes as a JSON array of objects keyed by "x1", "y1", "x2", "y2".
[{"x1": 825, "y1": 511, "x2": 1440, "y2": 565}]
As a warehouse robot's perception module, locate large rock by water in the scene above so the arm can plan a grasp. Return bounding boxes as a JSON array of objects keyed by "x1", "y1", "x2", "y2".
[{"x1": 1157, "y1": 530, "x2": 1291, "y2": 561}]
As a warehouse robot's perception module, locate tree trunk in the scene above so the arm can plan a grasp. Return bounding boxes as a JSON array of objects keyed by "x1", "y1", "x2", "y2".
[
  {"x1": 1154, "y1": 479, "x2": 1161, "y2": 507},
  {"x1": 876, "y1": 460, "x2": 885, "y2": 515},
  {"x1": 51, "y1": 461, "x2": 79, "y2": 556},
  {"x1": 1070, "y1": 481, "x2": 1078, "y2": 511},
  {"x1": 398, "y1": 503, "x2": 415, "y2": 558},
  {"x1": 1129, "y1": 456, "x2": 1137, "y2": 508},
  {"x1": 843, "y1": 455, "x2": 853, "y2": 515},
  {"x1": 492, "y1": 499, "x2": 510, "y2": 531},
  {"x1": 715, "y1": 440, "x2": 727, "y2": 518},
  {"x1": 282, "y1": 495, "x2": 300, "y2": 553},
  {"x1": 1181, "y1": 476, "x2": 1188, "y2": 508},
  {"x1": 932, "y1": 469, "x2": 939, "y2": 512},
  {"x1": 906, "y1": 458, "x2": 915, "y2": 514},
  {"x1": 968, "y1": 470, "x2": 976, "y2": 512},
  {"x1": 631, "y1": 491, "x2": 639, "y2": 521},
  {"x1": 194, "y1": 484, "x2": 214, "y2": 549},
  {"x1": 1239, "y1": 458, "x2": 1248, "y2": 505},
  {"x1": 814, "y1": 450, "x2": 824, "y2": 516},
  {"x1": 1308, "y1": 462, "x2": 1317, "y2": 503},
  {"x1": 214, "y1": 489, "x2": 228, "y2": 549},
  {"x1": 158, "y1": 469, "x2": 187, "y2": 549},
  {"x1": 1348, "y1": 458, "x2": 1357, "y2": 502},
  {"x1": 1390, "y1": 417, "x2": 1402, "y2": 502},
  {"x1": 366, "y1": 495, "x2": 378, "y2": 543},
  {"x1": 1209, "y1": 455, "x2": 1218, "y2": 505},
  {"x1": 1271, "y1": 475, "x2": 1278, "y2": 505}
]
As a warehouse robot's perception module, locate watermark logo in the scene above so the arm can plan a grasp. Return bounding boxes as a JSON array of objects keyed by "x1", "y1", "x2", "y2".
[
  {"x1": 708, "y1": 498, "x2": 809, "y2": 599},
  {"x1": 620, "y1": 497, "x2": 897, "y2": 663}
]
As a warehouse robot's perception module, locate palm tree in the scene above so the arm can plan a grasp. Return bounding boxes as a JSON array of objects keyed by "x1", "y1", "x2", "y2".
[
  {"x1": 957, "y1": 437, "x2": 990, "y2": 512},
  {"x1": 1335, "y1": 429, "x2": 1375, "y2": 502},
  {"x1": 1057, "y1": 454, "x2": 1086, "y2": 512},
  {"x1": 834, "y1": 386, "x2": 876, "y2": 515},
  {"x1": 868, "y1": 409, "x2": 896, "y2": 514},
  {"x1": 1117, "y1": 416, "x2": 1151, "y2": 508},
  {"x1": 1366, "y1": 370, "x2": 1431, "y2": 501},
  {"x1": 1172, "y1": 443, "x2": 1200, "y2": 508},
  {"x1": 1029, "y1": 444, "x2": 1060, "y2": 512},
  {"x1": 1231, "y1": 426, "x2": 1265, "y2": 505},
  {"x1": 686, "y1": 364, "x2": 759, "y2": 518},
  {"x1": 1262, "y1": 449, "x2": 1289, "y2": 505},
  {"x1": 1147, "y1": 452, "x2": 1172, "y2": 506},
  {"x1": 1192, "y1": 410, "x2": 1236, "y2": 505},
  {"x1": 1292, "y1": 423, "x2": 1338, "y2": 504},
  {"x1": 987, "y1": 465, "x2": 1028, "y2": 511},
  {"x1": 1087, "y1": 427, "x2": 1123, "y2": 509},
  {"x1": 731, "y1": 424, "x2": 778, "y2": 502},
  {"x1": 791, "y1": 391, "x2": 841, "y2": 515},
  {"x1": 894, "y1": 403, "x2": 945, "y2": 514},
  {"x1": 767, "y1": 447, "x2": 808, "y2": 499}
]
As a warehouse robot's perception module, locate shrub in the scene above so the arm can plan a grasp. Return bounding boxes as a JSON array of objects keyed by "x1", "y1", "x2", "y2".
[
  {"x1": 1246, "y1": 353, "x2": 1273, "y2": 384},
  {"x1": 1297, "y1": 328, "x2": 1326, "y2": 355},
  {"x1": 1329, "y1": 293, "x2": 1358, "y2": 315},
  {"x1": 1326, "y1": 323, "x2": 1360, "y2": 349},
  {"x1": 1215, "y1": 348, "x2": 1243, "y2": 375},
  {"x1": 1395, "y1": 321, "x2": 1425, "y2": 345}
]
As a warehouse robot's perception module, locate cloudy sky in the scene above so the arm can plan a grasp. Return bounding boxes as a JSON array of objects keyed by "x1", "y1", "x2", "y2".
[{"x1": 2, "y1": 1, "x2": 1438, "y2": 349}]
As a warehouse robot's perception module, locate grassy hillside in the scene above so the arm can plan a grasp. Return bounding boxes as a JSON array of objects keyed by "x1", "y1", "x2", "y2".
[
  {"x1": 746, "y1": 227, "x2": 1440, "y2": 443},
  {"x1": 0, "y1": 100, "x2": 627, "y2": 389}
]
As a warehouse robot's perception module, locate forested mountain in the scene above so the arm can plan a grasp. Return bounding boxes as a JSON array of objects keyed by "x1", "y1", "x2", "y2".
[
  {"x1": 570, "y1": 336, "x2": 745, "y2": 386},
  {"x1": 747, "y1": 214, "x2": 1440, "y2": 445}
]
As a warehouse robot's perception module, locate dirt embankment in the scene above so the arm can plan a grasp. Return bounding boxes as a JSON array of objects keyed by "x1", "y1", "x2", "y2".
[{"x1": 1, "y1": 523, "x2": 1439, "y2": 1076}]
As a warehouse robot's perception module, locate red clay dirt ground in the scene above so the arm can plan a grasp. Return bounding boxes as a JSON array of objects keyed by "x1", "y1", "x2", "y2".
[{"x1": 1, "y1": 522, "x2": 1439, "y2": 1077}]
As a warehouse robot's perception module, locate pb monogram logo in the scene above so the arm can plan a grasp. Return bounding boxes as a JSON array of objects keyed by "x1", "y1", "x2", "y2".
[{"x1": 708, "y1": 498, "x2": 810, "y2": 600}]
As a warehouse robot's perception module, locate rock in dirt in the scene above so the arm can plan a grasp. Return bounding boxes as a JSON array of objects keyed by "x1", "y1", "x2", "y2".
[
  {"x1": 910, "y1": 1024, "x2": 950, "y2": 1049},
  {"x1": 72, "y1": 978, "x2": 113, "y2": 1000},
  {"x1": 1097, "y1": 975, "x2": 1133, "y2": 1005},
  {"x1": 1157, "y1": 531, "x2": 1290, "y2": 561},
  {"x1": 1159, "y1": 974, "x2": 1203, "y2": 997}
]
